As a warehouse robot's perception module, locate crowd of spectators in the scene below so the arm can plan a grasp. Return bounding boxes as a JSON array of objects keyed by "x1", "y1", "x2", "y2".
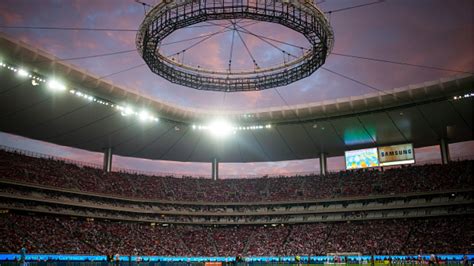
[
  {"x1": 1, "y1": 213, "x2": 471, "y2": 256},
  {"x1": 3, "y1": 195, "x2": 471, "y2": 226},
  {"x1": 0, "y1": 150, "x2": 472, "y2": 203},
  {"x1": 284, "y1": 223, "x2": 329, "y2": 255},
  {"x1": 0, "y1": 149, "x2": 472, "y2": 257},
  {"x1": 4, "y1": 183, "x2": 474, "y2": 233}
]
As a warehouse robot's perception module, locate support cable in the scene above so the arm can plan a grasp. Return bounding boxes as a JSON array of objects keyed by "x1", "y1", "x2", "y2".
[
  {"x1": 321, "y1": 66, "x2": 431, "y2": 141},
  {"x1": 235, "y1": 29, "x2": 260, "y2": 69},
  {"x1": 228, "y1": 25, "x2": 236, "y2": 72},
  {"x1": 235, "y1": 25, "x2": 299, "y2": 58},
  {"x1": 331, "y1": 52, "x2": 474, "y2": 74},
  {"x1": 235, "y1": 26, "x2": 309, "y2": 50},
  {"x1": 166, "y1": 26, "x2": 234, "y2": 58},
  {"x1": 324, "y1": 0, "x2": 385, "y2": 14},
  {"x1": 273, "y1": 88, "x2": 323, "y2": 156},
  {"x1": 29, "y1": 49, "x2": 136, "y2": 64},
  {"x1": 0, "y1": 25, "x2": 137, "y2": 32}
]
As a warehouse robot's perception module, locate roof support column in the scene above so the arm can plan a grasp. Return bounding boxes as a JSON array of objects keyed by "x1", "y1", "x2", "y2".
[
  {"x1": 439, "y1": 138, "x2": 450, "y2": 165},
  {"x1": 212, "y1": 158, "x2": 219, "y2": 181},
  {"x1": 103, "y1": 147, "x2": 113, "y2": 173},
  {"x1": 319, "y1": 152, "x2": 328, "y2": 176}
]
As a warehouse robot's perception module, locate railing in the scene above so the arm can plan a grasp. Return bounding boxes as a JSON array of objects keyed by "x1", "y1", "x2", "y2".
[
  {"x1": 0, "y1": 145, "x2": 103, "y2": 169},
  {"x1": 0, "y1": 144, "x2": 330, "y2": 179},
  {"x1": 1, "y1": 145, "x2": 473, "y2": 180},
  {"x1": 0, "y1": 145, "x2": 323, "y2": 178},
  {"x1": 0, "y1": 145, "x2": 201, "y2": 178}
]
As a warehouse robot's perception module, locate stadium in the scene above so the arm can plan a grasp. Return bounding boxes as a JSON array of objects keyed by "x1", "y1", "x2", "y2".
[{"x1": 0, "y1": 0, "x2": 473, "y2": 265}]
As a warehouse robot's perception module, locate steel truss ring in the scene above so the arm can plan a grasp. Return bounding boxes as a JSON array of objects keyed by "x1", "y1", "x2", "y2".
[{"x1": 136, "y1": 0, "x2": 334, "y2": 92}]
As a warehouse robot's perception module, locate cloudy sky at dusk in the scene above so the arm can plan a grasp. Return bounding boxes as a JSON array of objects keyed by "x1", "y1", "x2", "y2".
[{"x1": 0, "y1": 0, "x2": 472, "y2": 177}]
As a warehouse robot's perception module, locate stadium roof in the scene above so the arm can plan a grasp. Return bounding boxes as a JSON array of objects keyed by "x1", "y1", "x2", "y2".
[{"x1": 1, "y1": 34, "x2": 473, "y2": 163}]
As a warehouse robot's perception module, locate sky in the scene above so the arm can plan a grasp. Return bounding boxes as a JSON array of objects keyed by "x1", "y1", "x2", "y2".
[{"x1": 0, "y1": 0, "x2": 473, "y2": 177}]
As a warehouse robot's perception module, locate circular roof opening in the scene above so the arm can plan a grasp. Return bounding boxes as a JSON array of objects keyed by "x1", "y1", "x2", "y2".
[{"x1": 136, "y1": 0, "x2": 333, "y2": 92}]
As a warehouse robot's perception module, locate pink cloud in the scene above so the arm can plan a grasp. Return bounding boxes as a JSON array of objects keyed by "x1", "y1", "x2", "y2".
[{"x1": 1, "y1": 11, "x2": 22, "y2": 24}]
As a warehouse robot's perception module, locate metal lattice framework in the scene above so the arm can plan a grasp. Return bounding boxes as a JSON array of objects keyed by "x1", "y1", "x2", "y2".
[{"x1": 136, "y1": 0, "x2": 334, "y2": 92}]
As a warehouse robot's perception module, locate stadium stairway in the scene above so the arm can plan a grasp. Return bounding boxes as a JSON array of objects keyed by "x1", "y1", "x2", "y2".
[{"x1": 242, "y1": 230, "x2": 256, "y2": 255}]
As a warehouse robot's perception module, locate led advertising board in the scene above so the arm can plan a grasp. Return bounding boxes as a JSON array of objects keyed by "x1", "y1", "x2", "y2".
[
  {"x1": 378, "y1": 143, "x2": 415, "y2": 166},
  {"x1": 345, "y1": 148, "x2": 379, "y2": 170}
]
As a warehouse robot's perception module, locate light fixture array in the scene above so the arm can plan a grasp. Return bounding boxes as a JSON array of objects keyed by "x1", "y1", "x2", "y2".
[
  {"x1": 1, "y1": 59, "x2": 273, "y2": 134},
  {"x1": 453, "y1": 93, "x2": 474, "y2": 100},
  {"x1": 192, "y1": 123, "x2": 272, "y2": 131},
  {"x1": 0, "y1": 60, "x2": 159, "y2": 123}
]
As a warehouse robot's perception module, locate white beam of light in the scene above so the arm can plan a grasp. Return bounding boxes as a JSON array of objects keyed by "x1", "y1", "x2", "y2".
[
  {"x1": 208, "y1": 119, "x2": 235, "y2": 139},
  {"x1": 47, "y1": 79, "x2": 66, "y2": 92},
  {"x1": 139, "y1": 110, "x2": 151, "y2": 121},
  {"x1": 1, "y1": 60, "x2": 161, "y2": 124},
  {"x1": 121, "y1": 106, "x2": 135, "y2": 117},
  {"x1": 138, "y1": 110, "x2": 157, "y2": 122},
  {"x1": 17, "y1": 68, "x2": 29, "y2": 77}
]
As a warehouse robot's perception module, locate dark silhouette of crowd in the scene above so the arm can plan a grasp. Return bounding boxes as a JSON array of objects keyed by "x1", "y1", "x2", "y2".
[
  {"x1": 0, "y1": 150, "x2": 472, "y2": 203},
  {"x1": 0, "y1": 213, "x2": 472, "y2": 256}
]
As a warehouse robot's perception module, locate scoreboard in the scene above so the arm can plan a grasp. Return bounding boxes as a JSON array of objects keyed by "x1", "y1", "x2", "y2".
[
  {"x1": 345, "y1": 143, "x2": 415, "y2": 170},
  {"x1": 345, "y1": 147, "x2": 379, "y2": 170}
]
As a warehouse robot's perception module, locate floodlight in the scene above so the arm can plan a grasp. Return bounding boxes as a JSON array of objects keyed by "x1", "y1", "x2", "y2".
[
  {"x1": 17, "y1": 68, "x2": 29, "y2": 77},
  {"x1": 121, "y1": 106, "x2": 134, "y2": 117},
  {"x1": 208, "y1": 119, "x2": 234, "y2": 138},
  {"x1": 47, "y1": 79, "x2": 66, "y2": 92},
  {"x1": 138, "y1": 110, "x2": 151, "y2": 121}
]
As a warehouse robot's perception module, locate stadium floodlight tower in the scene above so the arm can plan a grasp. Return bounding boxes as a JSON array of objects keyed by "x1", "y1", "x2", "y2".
[{"x1": 136, "y1": 0, "x2": 334, "y2": 92}]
